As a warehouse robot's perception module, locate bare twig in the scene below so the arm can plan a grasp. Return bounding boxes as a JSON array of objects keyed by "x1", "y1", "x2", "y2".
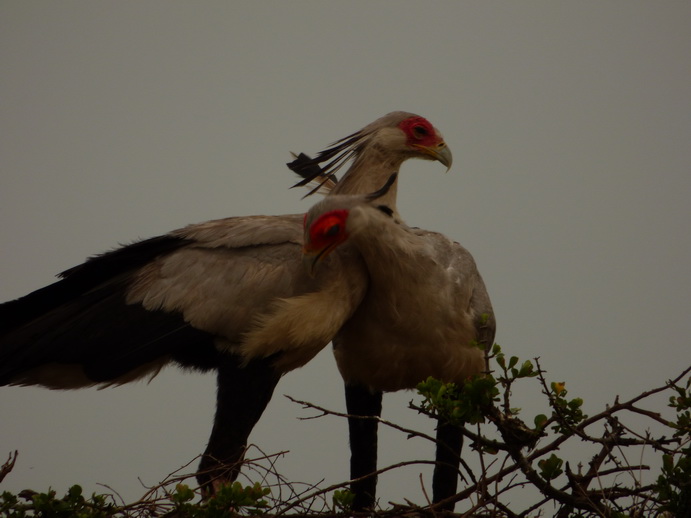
[
  {"x1": 0, "y1": 451, "x2": 18, "y2": 484},
  {"x1": 286, "y1": 394, "x2": 440, "y2": 446}
]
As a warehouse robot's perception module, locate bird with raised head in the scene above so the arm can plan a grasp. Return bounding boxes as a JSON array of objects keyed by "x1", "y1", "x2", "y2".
[{"x1": 0, "y1": 112, "x2": 451, "y2": 495}]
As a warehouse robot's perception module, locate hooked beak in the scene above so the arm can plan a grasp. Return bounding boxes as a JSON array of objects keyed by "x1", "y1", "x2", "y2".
[
  {"x1": 302, "y1": 243, "x2": 336, "y2": 277},
  {"x1": 414, "y1": 141, "x2": 453, "y2": 170}
]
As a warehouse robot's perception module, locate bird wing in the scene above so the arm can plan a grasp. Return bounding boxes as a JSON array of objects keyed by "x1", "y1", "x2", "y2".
[
  {"x1": 331, "y1": 219, "x2": 495, "y2": 391},
  {"x1": 0, "y1": 214, "x2": 314, "y2": 387},
  {"x1": 411, "y1": 227, "x2": 496, "y2": 352},
  {"x1": 444, "y1": 236, "x2": 496, "y2": 353}
]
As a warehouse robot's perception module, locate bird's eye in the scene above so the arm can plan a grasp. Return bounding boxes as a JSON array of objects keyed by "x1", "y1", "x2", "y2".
[
  {"x1": 324, "y1": 224, "x2": 340, "y2": 237},
  {"x1": 309, "y1": 210, "x2": 348, "y2": 246},
  {"x1": 412, "y1": 125, "x2": 429, "y2": 139}
]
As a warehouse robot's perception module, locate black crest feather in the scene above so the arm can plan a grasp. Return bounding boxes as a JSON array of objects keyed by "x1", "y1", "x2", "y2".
[{"x1": 287, "y1": 129, "x2": 368, "y2": 197}]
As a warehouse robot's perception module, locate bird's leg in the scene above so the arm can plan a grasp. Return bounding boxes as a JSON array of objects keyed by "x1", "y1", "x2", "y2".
[
  {"x1": 344, "y1": 383, "x2": 383, "y2": 511},
  {"x1": 197, "y1": 355, "x2": 281, "y2": 497},
  {"x1": 432, "y1": 420, "x2": 463, "y2": 510}
]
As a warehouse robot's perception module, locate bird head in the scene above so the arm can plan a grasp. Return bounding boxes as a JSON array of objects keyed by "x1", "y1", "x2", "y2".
[
  {"x1": 302, "y1": 173, "x2": 397, "y2": 275},
  {"x1": 389, "y1": 113, "x2": 453, "y2": 168},
  {"x1": 288, "y1": 112, "x2": 452, "y2": 196}
]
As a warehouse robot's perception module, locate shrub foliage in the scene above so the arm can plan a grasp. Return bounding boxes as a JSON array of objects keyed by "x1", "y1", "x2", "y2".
[{"x1": 1, "y1": 345, "x2": 689, "y2": 517}]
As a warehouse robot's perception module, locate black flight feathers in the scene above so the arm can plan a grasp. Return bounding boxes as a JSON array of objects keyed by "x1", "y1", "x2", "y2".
[
  {"x1": 0, "y1": 235, "x2": 190, "y2": 336},
  {"x1": 0, "y1": 234, "x2": 219, "y2": 385}
]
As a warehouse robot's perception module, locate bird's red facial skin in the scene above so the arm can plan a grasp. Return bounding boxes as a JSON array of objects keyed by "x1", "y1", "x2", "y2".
[
  {"x1": 398, "y1": 116, "x2": 440, "y2": 148},
  {"x1": 304, "y1": 210, "x2": 349, "y2": 259}
]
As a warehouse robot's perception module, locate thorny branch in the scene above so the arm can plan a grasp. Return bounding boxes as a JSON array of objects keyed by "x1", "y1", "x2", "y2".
[
  {"x1": 1, "y1": 361, "x2": 688, "y2": 517},
  {"x1": 0, "y1": 450, "x2": 18, "y2": 485}
]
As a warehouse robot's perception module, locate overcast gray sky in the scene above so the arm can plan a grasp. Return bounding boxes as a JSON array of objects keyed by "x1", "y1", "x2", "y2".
[{"x1": 1, "y1": 1, "x2": 690, "y2": 510}]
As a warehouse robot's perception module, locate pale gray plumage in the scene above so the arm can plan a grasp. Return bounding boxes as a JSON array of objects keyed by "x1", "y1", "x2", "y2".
[
  {"x1": 304, "y1": 195, "x2": 494, "y2": 389},
  {"x1": 290, "y1": 111, "x2": 451, "y2": 215},
  {"x1": 0, "y1": 111, "x2": 451, "y2": 496},
  {"x1": 335, "y1": 227, "x2": 492, "y2": 391},
  {"x1": 304, "y1": 186, "x2": 495, "y2": 510}
]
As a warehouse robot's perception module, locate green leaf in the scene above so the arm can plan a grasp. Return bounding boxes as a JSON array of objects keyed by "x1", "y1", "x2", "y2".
[
  {"x1": 538, "y1": 453, "x2": 564, "y2": 480},
  {"x1": 508, "y1": 356, "x2": 519, "y2": 369},
  {"x1": 332, "y1": 489, "x2": 355, "y2": 511},
  {"x1": 534, "y1": 414, "x2": 548, "y2": 429},
  {"x1": 518, "y1": 360, "x2": 535, "y2": 377}
]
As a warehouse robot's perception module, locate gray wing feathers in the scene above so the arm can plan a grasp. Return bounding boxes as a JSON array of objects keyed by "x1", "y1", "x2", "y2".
[
  {"x1": 416, "y1": 228, "x2": 496, "y2": 350},
  {"x1": 128, "y1": 214, "x2": 308, "y2": 339}
]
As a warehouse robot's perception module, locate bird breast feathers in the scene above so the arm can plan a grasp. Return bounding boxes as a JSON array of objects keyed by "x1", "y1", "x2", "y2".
[{"x1": 238, "y1": 252, "x2": 369, "y2": 372}]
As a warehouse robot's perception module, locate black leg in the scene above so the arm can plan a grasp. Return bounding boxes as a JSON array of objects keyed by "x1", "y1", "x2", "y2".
[
  {"x1": 197, "y1": 355, "x2": 281, "y2": 495},
  {"x1": 432, "y1": 420, "x2": 463, "y2": 510},
  {"x1": 344, "y1": 383, "x2": 383, "y2": 511}
]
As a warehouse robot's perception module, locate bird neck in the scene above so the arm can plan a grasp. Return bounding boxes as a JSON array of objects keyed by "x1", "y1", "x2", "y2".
[
  {"x1": 330, "y1": 146, "x2": 404, "y2": 211},
  {"x1": 345, "y1": 206, "x2": 422, "y2": 283}
]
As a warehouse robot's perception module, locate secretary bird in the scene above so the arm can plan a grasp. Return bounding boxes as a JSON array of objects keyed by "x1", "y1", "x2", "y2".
[
  {"x1": 302, "y1": 174, "x2": 496, "y2": 511},
  {"x1": 0, "y1": 112, "x2": 451, "y2": 495}
]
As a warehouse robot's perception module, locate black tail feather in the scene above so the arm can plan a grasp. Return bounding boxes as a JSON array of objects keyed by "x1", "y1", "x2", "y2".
[{"x1": 0, "y1": 235, "x2": 189, "y2": 335}]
